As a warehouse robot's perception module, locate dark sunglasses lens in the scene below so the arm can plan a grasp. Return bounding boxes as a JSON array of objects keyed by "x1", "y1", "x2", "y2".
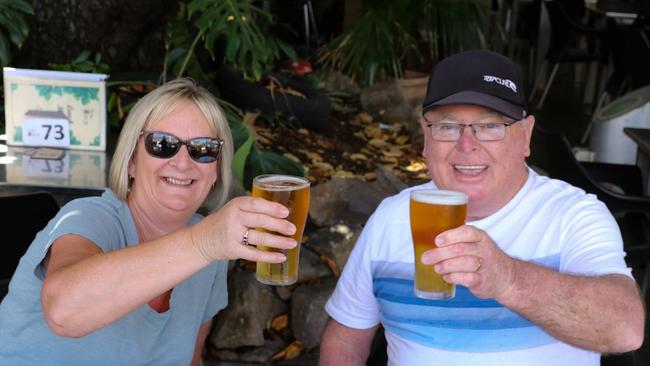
[
  {"x1": 145, "y1": 132, "x2": 180, "y2": 158},
  {"x1": 187, "y1": 138, "x2": 221, "y2": 163}
]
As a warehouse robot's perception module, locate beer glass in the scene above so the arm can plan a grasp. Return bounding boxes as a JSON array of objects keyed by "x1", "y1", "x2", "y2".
[
  {"x1": 409, "y1": 189, "x2": 467, "y2": 299},
  {"x1": 252, "y1": 174, "x2": 310, "y2": 285}
]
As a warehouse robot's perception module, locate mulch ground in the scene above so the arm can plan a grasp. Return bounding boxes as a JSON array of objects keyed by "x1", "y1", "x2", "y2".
[{"x1": 251, "y1": 96, "x2": 430, "y2": 187}]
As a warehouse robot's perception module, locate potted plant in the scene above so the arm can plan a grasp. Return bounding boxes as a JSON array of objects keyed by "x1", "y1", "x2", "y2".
[{"x1": 317, "y1": 0, "x2": 490, "y2": 87}]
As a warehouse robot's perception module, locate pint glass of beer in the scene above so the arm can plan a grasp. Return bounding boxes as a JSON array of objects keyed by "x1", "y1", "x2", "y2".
[
  {"x1": 409, "y1": 189, "x2": 467, "y2": 299},
  {"x1": 252, "y1": 174, "x2": 310, "y2": 286}
]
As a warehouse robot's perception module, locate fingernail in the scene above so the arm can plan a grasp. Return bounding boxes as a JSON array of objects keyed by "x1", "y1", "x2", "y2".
[{"x1": 435, "y1": 235, "x2": 445, "y2": 245}]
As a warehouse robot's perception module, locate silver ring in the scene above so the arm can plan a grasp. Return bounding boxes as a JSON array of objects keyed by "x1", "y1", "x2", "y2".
[
  {"x1": 476, "y1": 257, "x2": 482, "y2": 272},
  {"x1": 242, "y1": 229, "x2": 251, "y2": 246}
]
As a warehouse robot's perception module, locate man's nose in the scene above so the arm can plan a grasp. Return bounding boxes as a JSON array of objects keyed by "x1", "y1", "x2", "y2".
[{"x1": 456, "y1": 125, "x2": 479, "y2": 151}]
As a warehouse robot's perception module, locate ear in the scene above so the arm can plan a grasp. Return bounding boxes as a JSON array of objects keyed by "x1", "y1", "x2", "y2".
[
  {"x1": 521, "y1": 114, "x2": 535, "y2": 157},
  {"x1": 420, "y1": 115, "x2": 431, "y2": 158},
  {"x1": 128, "y1": 154, "x2": 136, "y2": 178}
]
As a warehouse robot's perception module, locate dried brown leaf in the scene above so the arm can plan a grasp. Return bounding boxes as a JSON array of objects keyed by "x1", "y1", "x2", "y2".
[
  {"x1": 404, "y1": 159, "x2": 427, "y2": 172},
  {"x1": 305, "y1": 151, "x2": 323, "y2": 162},
  {"x1": 321, "y1": 254, "x2": 341, "y2": 276},
  {"x1": 395, "y1": 135, "x2": 410, "y2": 145},
  {"x1": 283, "y1": 153, "x2": 301, "y2": 163},
  {"x1": 271, "y1": 340, "x2": 304, "y2": 361},
  {"x1": 312, "y1": 161, "x2": 334, "y2": 171},
  {"x1": 334, "y1": 170, "x2": 355, "y2": 178},
  {"x1": 369, "y1": 138, "x2": 388, "y2": 148},
  {"x1": 364, "y1": 126, "x2": 383, "y2": 139},
  {"x1": 358, "y1": 112, "x2": 373, "y2": 124},
  {"x1": 349, "y1": 153, "x2": 368, "y2": 161},
  {"x1": 271, "y1": 314, "x2": 289, "y2": 331},
  {"x1": 382, "y1": 148, "x2": 403, "y2": 158},
  {"x1": 380, "y1": 156, "x2": 398, "y2": 164}
]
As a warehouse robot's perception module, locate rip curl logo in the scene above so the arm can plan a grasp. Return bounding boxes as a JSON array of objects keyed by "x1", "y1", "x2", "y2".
[{"x1": 483, "y1": 75, "x2": 517, "y2": 93}]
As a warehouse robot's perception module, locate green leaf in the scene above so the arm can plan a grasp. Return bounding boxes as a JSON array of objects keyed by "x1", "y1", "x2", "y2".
[
  {"x1": 0, "y1": 34, "x2": 10, "y2": 67},
  {"x1": 244, "y1": 148, "x2": 305, "y2": 190},
  {"x1": 232, "y1": 131, "x2": 254, "y2": 183},
  {"x1": 7, "y1": 0, "x2": 34, "y2": 14},
  {"x1": 74, "y1": 50, "x2": 91, "y2": 63}
]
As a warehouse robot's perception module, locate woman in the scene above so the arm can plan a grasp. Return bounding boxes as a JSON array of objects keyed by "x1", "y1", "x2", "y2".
[{"x1": 0, "y1": 79, "x2": 297, "y2": 365}]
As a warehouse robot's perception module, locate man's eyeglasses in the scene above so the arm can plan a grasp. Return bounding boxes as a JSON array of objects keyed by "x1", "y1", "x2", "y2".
[
  {"x1": 141, "y1": 131, "x2": 224, "y2": 163},
  {"x1": 424, "y1": 118, "x2": 522, "y2": 142}
]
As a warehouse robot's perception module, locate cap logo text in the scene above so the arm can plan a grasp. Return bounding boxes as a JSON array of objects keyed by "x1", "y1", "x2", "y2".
[{"x1": 483, "y1": 75, "x2": 517, "y2": 93}]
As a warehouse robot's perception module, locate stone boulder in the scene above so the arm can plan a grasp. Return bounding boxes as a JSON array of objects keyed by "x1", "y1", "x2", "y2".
[
  {"x1": 306, "y1": 224, "x2": 362, "y2": 271},
  {"x1": 309, "y1": 166, "x2": 407, "y2": 227},
  {"x1": 290, "y1": 277, "x2": 338, "y2": 350},
  {"x1": 210, "y1": 270, "x2": 288, "y2": 348}
]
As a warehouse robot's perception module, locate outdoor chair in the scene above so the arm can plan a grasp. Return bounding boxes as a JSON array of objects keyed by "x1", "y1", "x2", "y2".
[
  {"x1": 532, "y1": 125, "x2": 650, "y2": 366},
  {"x1": 0, "y1": 191, "x2": 59, "y2": 300},
  {"x1": 530, "y1": 0, "x2": 607, "y2": 110},
  {"x1": 531, "y1": 125, "x2": 650, "y2": 289}
]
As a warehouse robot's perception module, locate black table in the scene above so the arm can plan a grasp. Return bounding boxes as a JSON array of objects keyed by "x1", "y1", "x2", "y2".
[{"x1": 0, "y1": 134, "x2": 112, "y2": 204}]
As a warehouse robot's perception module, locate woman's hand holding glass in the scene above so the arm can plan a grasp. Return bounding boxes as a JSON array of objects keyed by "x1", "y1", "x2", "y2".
[{"x1": 189, "y1": 196, "x2": 297, "y2": 264}]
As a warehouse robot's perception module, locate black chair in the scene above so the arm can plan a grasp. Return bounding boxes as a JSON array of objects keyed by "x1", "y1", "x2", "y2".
[
  {"x1": 530, "y1": 126, "x2": 650, "y2": 289},
  {"x1": 530, "y1": 0, "x2": 607, "y2": 110},
  {"x1": 0, "y1": 192, "x2": 60, "y2": 299},
  {"x1": 531, "y1": 126, "x2": 650, "y2": 366}
]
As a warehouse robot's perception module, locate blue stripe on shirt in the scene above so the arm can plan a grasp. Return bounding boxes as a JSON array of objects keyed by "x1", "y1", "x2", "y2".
[{"x1": 371, "y1": 254, "x2": 561, "y2": 351}]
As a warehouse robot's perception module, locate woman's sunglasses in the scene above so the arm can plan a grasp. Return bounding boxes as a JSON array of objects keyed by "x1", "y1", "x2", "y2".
[{"x1": 141, "y1": 131, "x2": 224, "y2": 163}]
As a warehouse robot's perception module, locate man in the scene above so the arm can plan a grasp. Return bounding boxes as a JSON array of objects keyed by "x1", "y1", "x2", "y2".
[{"x1": 319, "y1": 50, "x2": 644, "y2": 366}]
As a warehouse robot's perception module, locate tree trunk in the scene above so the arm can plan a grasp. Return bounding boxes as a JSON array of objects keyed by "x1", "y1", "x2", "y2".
[{"x1": 15, "y1": 0, "x2": 179, "y2": 73}]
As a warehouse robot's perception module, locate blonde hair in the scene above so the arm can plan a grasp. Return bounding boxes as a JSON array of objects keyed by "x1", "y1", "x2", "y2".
[{"x1": 108, "y1": 78, "x2": 233, "y2": 210}]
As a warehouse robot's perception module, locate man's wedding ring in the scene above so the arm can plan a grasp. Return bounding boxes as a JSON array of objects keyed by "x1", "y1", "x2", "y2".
[
  {"x1": 476, "y1": 257, "x2": 483, "y2": 272},
  {"x1": 242, "y1": 229, "x2": 251, "y2": 246}
]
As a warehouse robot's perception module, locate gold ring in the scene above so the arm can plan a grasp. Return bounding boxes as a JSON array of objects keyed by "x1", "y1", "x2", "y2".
[
  {"x1": 476, "y1": 257, "x2": 482, "y2": 272},
  {"x1": 242, "y1": 229, "x2": 251, "y2": 246}
]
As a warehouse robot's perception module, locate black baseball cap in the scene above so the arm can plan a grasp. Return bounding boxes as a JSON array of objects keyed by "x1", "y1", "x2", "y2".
[{"x1": 422, "y1": 50, "x2": 527, "y2": 120}]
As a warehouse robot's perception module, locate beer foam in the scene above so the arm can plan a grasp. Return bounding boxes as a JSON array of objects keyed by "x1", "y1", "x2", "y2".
[
  {"x1": 254, "y1": 175, "x2": 310, "y2": 191},
  {"x1": 410, "y1": 189, "x2": 467, "y2": 205}
]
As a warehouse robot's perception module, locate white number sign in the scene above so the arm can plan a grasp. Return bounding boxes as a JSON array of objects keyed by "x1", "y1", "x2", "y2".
[{"x1": 22, "y1": 114, "x2": 71, "y2": 148}]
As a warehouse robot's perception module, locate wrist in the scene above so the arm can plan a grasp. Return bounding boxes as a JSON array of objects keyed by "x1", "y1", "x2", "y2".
[
  {"x1": 187, "y1": 225, "x2": 213, "y2": 265},
  {"x1": 497, "y1": 257, "x2": 521, "y2": 303}
]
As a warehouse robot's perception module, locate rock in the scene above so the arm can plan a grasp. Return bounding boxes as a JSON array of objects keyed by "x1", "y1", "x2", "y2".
[
  {"x1": 316, "y1": 69, "x2": 360, "y2": 95},
  {"x1": 306, "y1": 224, "x2": 362, "y2": 271},
  {"x1": 237, "y1": 333, "x2": 287, "y2": 363},
  {"x1": 275, "y1": 285, "x2": 293, "y2": 302},
  {"x1": 309, "y1": 167, "x2": 406, "y2": 227},
  {"x1": 210, "y1": 271, "x2": 288, "y2": 348},
  {"x1": 297, "y1": 246, "x2": 332, "y2": 282},
  {"x1": 290, "y1": 277, "x2": 338, "y2": 350},
  {"x1": 373, "y1": 165, "x2": 409, "y2": 196},
  {"x1": 360, "y1": 81, "x2": 413, "y2": 124}
]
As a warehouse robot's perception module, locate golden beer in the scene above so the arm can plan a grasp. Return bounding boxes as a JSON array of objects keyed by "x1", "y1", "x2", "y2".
[
  {"x1": 409, "y1": 190, "x2": 467, "y2": 299},
  {"x1": 252, "y1": 174, "x2": 310, "y2": 285}
]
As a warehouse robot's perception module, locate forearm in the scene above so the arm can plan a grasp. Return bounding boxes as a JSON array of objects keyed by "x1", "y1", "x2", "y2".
[
  {"x1": 497, "y1": 259, "x2": 645, "y2": 352},
  {"x1": 319, "y1": 319, "x2": 378, "y2": 366},
  {"x1": 42, "y1": 227, "x2": 208, "y2": 337}
]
